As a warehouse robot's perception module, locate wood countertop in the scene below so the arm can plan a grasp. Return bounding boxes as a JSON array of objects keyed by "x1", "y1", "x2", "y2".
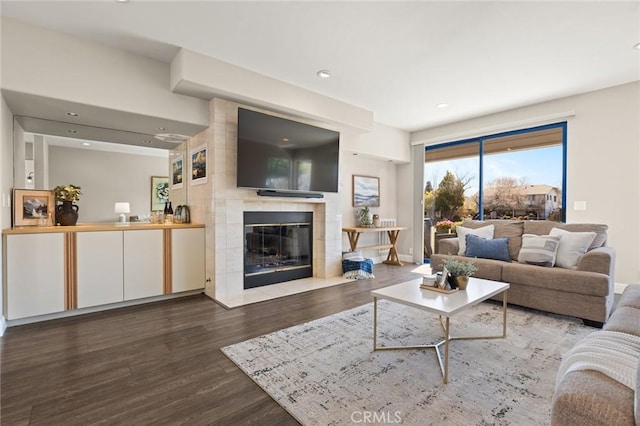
[{"x1": 3, "y1": 222, "x2": 204, "y2": 235}]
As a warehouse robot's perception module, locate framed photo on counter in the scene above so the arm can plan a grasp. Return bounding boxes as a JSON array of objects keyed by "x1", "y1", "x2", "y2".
[{"x1": 13, "y1": 189, "x2": 55, "y2": 226}]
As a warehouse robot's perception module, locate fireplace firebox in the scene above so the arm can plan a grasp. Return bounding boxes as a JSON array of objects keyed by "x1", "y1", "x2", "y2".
[{"x1": 244, "y1": 211, "x2": 313, "y2": 289}]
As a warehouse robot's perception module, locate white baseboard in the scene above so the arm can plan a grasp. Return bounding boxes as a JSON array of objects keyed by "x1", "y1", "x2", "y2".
[
  {"x1": 0, "y1": 316, "x2": 6, "y2": 336},
  {"x1": 4, "y1": 290, "x2": 203, "y2": 328}
]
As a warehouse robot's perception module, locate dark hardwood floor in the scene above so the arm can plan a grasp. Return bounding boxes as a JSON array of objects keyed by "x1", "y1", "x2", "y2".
[{"x1": 0, "y1": 263, "x2": 424, "y2": 425}]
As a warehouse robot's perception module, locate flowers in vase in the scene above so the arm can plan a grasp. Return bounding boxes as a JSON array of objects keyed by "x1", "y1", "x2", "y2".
[
  {"x1": 53, "y1": 185, "x2": 82, "y2": 202},
  {"x1": 435, "y1": 219, "x2": 455, "y2": 232}
]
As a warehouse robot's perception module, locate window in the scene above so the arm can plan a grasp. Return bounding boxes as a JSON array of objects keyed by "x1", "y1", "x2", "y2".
[{"x1": 424, "y1": 122, "x2": 566, "y2": 223}]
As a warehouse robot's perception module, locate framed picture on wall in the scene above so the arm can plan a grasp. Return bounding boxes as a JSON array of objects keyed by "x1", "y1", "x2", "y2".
[
  {"x1": 12, "y1": 188, "x2": 55, "y2": 226},
  {"x1": 190, "y1": 144, "x2": 207, "y2": 186},
  {"x1": 171, "y1": 155, "x2": 184, "y2": 190},
  {"x1": 352, "y1": 175, "x2": 380, "y2": 207},
  {"x1": 151, "y1": 176, "x2": 169, "y2": 211}
]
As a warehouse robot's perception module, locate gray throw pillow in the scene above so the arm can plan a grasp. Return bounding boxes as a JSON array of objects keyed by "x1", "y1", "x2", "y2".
[
  {"x1": 517, "y1": 234, "x2": 561, "y2": 267},
  {"x1": 550, "y1": 228, "x2": 597, "y2": 269}
]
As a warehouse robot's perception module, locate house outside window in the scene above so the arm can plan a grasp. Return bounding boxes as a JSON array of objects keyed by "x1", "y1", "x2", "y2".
[{"x1": 424, "y1": 122, "x2": 566, "y2": 223}]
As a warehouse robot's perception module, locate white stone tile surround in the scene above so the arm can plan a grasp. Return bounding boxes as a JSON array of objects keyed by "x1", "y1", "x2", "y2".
[{"x1": 206, "y1": 99, "x2": 344, "y2": 307}]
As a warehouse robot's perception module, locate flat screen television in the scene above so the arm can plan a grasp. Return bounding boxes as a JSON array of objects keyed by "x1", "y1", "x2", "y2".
[{"x1": 237, "y1": 108, "x2": 340, "y2": 193}]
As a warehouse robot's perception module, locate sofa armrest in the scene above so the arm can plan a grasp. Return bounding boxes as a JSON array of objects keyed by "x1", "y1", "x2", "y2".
[
  {"x1": 577, "y1": 246, "x2": 616, "y2": 278},
  {"x1": 437, "y1": 237, "x2": 459, "y2": 255}
]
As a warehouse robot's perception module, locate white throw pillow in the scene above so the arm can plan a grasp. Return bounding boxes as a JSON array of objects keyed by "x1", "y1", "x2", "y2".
[
  {"x1": 549, "y1": 227, "x2": 597, "y2": 269},
  {"x1": 456, "y1": 225, "x2": 495, "y2": 256}
]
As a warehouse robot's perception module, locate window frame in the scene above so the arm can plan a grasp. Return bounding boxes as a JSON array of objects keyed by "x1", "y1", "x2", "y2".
[{"x1": 425, "y1": 121, "x2": 567, "y2": 222}]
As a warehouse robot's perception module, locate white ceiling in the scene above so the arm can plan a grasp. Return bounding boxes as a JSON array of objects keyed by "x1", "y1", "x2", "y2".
[{"x1": 1, "y1": 0, "x2": 639, "y2": 133}]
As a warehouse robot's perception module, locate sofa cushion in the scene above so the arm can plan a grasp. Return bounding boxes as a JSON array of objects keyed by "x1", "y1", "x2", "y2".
[
  {"x1": 517, "y1": 234, "x2": 561, "y2": 267},
  {"x1": 562, "y1": 223, "x2": 608, "y2": 250},
  {"x1": 636, "y1": 359, "x2": 640, "y2": 425},
  {"x1": 552, "y1": 370, "x2": 635, "y2": 426},
  {"x1": 550, "y1": 228, "x2": 597, "y2": 269},
  {"x1": 523, "y1": 221, "x2": 607, "y2": 250},
  {"x1": 465, "y1": 234, "x2": 510, "y2": 262},
  {"x1": 617, "y1": 285, "x2": 640, "y2": 310},
  {"x1": 501, "y1": 262, "x2": 609, "y2": 296},
  {"x1": 604, "y1": 306, "x2": 640, "y2": 337},
  {"x1": 456, "y1": 225, "x2": 494, "y2": 256},
  {"x1": 430, "y1": 254, "x2": 503, "y2": 282},
  {"x1": 462, "y1": 220, "x2": 523, "y2": 260}
]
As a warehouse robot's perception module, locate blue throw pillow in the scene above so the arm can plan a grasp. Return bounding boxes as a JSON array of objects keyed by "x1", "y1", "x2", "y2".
[{"x1": 465, "y1": 234, "x2": 511, "y2": 262}]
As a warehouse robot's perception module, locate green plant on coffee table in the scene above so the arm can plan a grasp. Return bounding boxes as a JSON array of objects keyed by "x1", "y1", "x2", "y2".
[{"x1": 442, "y1": 256, "x2": 478, "y2": 277}]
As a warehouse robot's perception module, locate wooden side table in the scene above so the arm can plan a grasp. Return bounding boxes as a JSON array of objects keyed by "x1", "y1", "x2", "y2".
[{"x1": 342, "y1": 226, "x2": 408, "y2": 265}]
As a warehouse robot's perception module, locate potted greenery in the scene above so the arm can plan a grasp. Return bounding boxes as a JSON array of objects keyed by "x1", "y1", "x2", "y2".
[
  {"x1": 53, "y1": 184, "x2": 82, "y2": 226},
  {"x1": 441, "y1": 256, "x2": 478, "y2": 290},
  {"x1": 356, "y1": 206, "x2": 373, "y2": 227}
]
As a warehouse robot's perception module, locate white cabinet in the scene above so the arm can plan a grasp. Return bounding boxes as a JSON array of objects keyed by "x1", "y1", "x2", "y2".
[
  {"x1": 3, "y1": 224, "x2": 205, "y2": 321},
  {"x1": 124, "y1": 230, "x2": 163, "y2": 300},
  {"x1": 172, "y1": 228, "x2": 205, "y2": 292},
  {"x1": 76, "y1": 231, "x2": 123, "y2": 308},
  {"x1": 5, "y1": 233, "x2": 65, "y2": 320}
]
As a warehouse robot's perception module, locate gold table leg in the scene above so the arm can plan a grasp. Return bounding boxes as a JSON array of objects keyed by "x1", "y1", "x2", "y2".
[{"x1": 374, "y1": 295, "x2": 509, "y2": 384}]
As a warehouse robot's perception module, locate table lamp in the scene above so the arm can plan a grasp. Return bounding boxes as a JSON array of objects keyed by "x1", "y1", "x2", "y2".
[{"x1": 114, "y1": 202, "x2": 130, "y2": 223}]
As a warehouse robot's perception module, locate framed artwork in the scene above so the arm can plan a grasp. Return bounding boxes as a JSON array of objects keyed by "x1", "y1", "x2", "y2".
[
  {"x1": 151, "y1": 176, "x2": 169, "y2": 211},
  {"x1": 13, "y1": 188, "x2": 55, "y2": 226},
  {"x1": 171, "y1": 155, "x2": 184, "y2": 190},
  {"x1": 352, "y1": 175, "x2": 380, "y2": 207},
  {"x1": 190, "y1": 144, "x2": 207, "y2": 186}
]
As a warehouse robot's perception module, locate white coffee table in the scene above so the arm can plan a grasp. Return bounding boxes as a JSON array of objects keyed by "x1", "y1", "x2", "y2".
[{"x1": 371, "y1": 277, "x2": 509, "y2": 383}]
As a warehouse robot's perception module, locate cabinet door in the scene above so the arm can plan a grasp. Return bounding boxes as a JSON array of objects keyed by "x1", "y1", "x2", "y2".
[
  {"x1": 171, "y1": 228, "x2": 205, "y2": 292},
  {"x1": 6, "y1": 233, "x2": 65, "y2": 320},
  {"x1": 76, "y1": 231, "x2": 123, "y2": 308},
  {"x1": 124, "y1": 230, "x2": 163, "y2": 300}
]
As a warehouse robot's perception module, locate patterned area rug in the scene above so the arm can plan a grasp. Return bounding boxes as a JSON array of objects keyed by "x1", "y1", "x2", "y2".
[{"x1": 222, "y1": 299, "x2": 593, "y2": 425}]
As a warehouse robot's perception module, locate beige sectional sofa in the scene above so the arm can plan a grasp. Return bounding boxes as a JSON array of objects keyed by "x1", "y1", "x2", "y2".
[
  {"x1": 552, "y1": 284, "x2": 640, "y2": 425},
  {"x1": 430, "y1": 220, "x2": 616, "y2": 325}
]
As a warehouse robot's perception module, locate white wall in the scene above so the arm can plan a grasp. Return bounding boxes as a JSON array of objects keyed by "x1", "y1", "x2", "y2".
[
  {"x1": 412, "y1": 82, "x2": 640, "y2": 284},
  {"x1": 1, "y1": 95, "x2": 15, "y2": 324},
  {"x1": 340, "y1": 153, "x2": 400, "y2": 260},
  {"x1": 49, "y1": 146, "x2": 168, "y2": 223},
  {"x1": 343, "y1": 122, "x2": 411, "y2": 163},
  {"x1": 171, "y1": 48, "x2": 373, "y2": 132},
  {"x1": 1, "y1": 18, "x2": 209, "y2": 131}
]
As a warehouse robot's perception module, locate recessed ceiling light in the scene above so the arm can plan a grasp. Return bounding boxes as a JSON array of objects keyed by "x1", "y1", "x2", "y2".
[
  {"x1": 158, "y1": 127, "x2": 166, "y2": 131},
  {"x1": 634, "y1": 42, "x2": 640, "y2": 50},
  {"x1": 68, "y1": 129, "x2": 78, "y2": 133},
  {"x1": 66, "y1": 112, "x2": 79, "y2": 117},
  {"x1": 82, "y1": 142, "x2": 91, "y2": 146},
  {"x1": 316, "y1": 70, "x2": 331, "y2": 79},
  {"x1": 436, "y1": 103, "x2": 449, "y2": 109},
  {"x1": 282, "y1": 138, "x2": 289, "y2": 142}
]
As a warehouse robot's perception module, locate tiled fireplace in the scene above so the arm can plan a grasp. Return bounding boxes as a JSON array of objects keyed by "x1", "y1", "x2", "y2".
[{"x1": 204, "y1": 98, "x2": 344, "y2": 307}]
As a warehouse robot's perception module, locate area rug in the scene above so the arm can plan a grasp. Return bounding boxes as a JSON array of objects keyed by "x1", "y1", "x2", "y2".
[{"x1": 221, "y1": 299, "x2": 593, "y2": 425}]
